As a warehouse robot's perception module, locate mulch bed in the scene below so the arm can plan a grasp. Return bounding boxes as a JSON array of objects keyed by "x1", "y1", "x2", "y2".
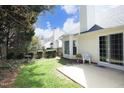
[
  {"x1": 0, "y1": 68, "x2": 19, "y2": 88},
  {"x1": 0, "y1": 59, "x2": 31, "y2": 88},
  {"x1": 0, "y1": 69, "x2": 18, "y2": 88}
]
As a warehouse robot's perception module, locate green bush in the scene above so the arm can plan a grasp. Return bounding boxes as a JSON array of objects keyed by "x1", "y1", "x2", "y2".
[
  {"x1": 0, "y1": 63, "x2": 11, "y2": 69},
  {"x1": 7, "y1": 52, "x2": 15, "y2": 59},
  {"x1": 37, "y1": 52, "x2": 42, "y2": 59},
  {"x1": 76, "y1": 54, "x2": 82, "y2": 59},
  {"x1": 16, "y1": 53, "x2": 24, "y2": 59},
  {"x1": 46, "y1": 51, "x2": 56, "y2": 58}
]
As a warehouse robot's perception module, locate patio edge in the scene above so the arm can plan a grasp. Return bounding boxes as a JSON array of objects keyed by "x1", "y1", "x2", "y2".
[{"x1": 56, "y1": 68, "x2": 86, "y2": 88}]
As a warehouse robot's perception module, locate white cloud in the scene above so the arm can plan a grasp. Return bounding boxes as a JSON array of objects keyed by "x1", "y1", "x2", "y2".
[
  {"x1": 108, "y1": 5, "x2": 120, "y2": 8},
  {"x1": 35, "y1": 28, "x2": 53, "y2": 39},
  {"x1": 34, "y1": 21, "x2": 53, "y2": 40},
  {"x1": 35, "y1": 27, "x2": 64, "y2": 48},
  {"x1": 35, "y1": 27, "x2": 64, "y2": 41},
  {"x1": 46, "y1": 21, "x2": 51, "y2": 29},
  {"x1": 61, "y1": 5, "x2": 79, "y2": 14},
  {"x1": 63, "y1": 18, "x2": 80, "y2": 34}
]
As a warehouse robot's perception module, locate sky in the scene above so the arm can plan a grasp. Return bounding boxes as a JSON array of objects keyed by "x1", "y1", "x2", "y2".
[
  {"x1": 34, "y1": 5, "x2": 120, "y2": 38},
  {"x1": 34, "y1": 5, "x2": 80, "y2": 38},
  {"x1": 35, "y1": 5, "x2": 79, "y2": 29}
]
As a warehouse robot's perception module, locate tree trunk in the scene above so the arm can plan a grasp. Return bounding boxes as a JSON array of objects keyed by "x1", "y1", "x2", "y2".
[
  {"x1": 5, "y1": 27, "x2": 10, "y2": 60},
  {"x1": 6, "y1": 32, "x2": 9, "y2": 59},
  {"x1": 0, "y1": 44, "x2": 2, "y2": 60}
]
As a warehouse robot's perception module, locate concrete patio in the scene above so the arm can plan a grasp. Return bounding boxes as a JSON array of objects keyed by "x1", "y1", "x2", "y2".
[{"x1": 57, "y1": 64, "x2": 124, "y2": 88}]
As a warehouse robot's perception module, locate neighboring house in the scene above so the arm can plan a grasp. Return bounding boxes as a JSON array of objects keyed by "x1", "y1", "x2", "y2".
[
  {"x1": 62, "y1": 5, "x2": 124, "y2": 71},
  {"x1": 42, "y1": 28, "x2": 64, "y2": 57},
  {"x1": 43, "y1": 28, "x2": 64, "y2": 49}
]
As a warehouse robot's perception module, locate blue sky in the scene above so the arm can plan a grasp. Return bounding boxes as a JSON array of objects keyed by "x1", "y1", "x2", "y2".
[{"x1": 35, "y1": 5, "x2": 79, "y2": 29}]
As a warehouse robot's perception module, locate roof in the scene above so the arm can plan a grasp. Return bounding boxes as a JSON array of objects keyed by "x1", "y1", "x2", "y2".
[
  {"x1": 88, "y1": 24, "x2": 103, "y2": 31},
  {"x1": 62, "y1": 24, "x2": 103, "y2": 36},
  {"x1": 79, "y1": 24, "x2": 103, "y2": 35}
]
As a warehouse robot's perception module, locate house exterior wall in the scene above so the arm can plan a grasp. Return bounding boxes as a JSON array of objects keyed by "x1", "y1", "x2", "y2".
[
  {"x1": 62, "y1": 36, "x2": 69, "y2": 59},
  {"x1": 62, "y1": 35, "x2": 78, "y2": 59},
  {"x1": 80, "y1": 6, "x2": 95, "y2": 32},
  {"x1": 78, "y1": 33, "x2": 98, "y2": 63},
  {"x1": 95, "y1": 6, "x2": 124, "y2": 28},
  {"x1": 78, "y1": 26, "x2": 124, "y2": 63},
  {"x1": 80, "y1": 5, "x2": 124, "y2": 31}
]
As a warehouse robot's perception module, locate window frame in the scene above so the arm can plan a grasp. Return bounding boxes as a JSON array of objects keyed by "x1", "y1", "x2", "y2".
[
  {"x1": 73, "y1": 40, "x2": 77, "y2": 55},
  {"x1": 64, "y1": 41, "x2": 69, "y2": 54}
]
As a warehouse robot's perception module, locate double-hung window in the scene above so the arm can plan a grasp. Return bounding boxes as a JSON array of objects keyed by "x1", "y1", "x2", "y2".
[
  {"x1": 64, "y1": 41, "x2": 69, "y2": 54},
  {"x1": 73, "y1": 40, "x2": 77, "y2": 55}
]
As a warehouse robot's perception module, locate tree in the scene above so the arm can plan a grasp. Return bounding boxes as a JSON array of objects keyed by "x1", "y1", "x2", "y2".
[
  {"x1": 0, "y1": 5, "x2": 54, "y2": 59},
  {"x1": 29, "y1": 36, "x2": 39, "y2": 52}
]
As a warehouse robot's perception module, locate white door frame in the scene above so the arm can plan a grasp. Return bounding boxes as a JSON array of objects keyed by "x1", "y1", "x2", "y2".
[
  {"x1": 98, "y1": 32, "x2": 124, "y2": 71},
  {"x1": 123, "y1": 32, "x2": 124, "y2": 66}
]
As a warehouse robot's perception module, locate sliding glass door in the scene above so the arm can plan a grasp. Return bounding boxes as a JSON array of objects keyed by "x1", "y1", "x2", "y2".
[
  {"x1": 99, "y1": 33, "x2": 123, "y2": 65},
  {"x1": 99, "y1": 36, "x2": 108, "y2": 62},
  {"x1": 110, "y1": 33, "x2": 123, "y2": 65}
]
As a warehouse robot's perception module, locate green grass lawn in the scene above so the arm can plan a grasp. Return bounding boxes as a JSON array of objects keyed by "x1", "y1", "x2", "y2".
[{"x1": 13, "y1": 58, "x2": 80, "y2": 88}]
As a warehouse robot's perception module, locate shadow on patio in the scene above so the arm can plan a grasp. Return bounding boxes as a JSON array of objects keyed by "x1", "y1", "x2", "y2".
[{"x1": 58, "y1": 58, "x2": 81, "y2": 65}]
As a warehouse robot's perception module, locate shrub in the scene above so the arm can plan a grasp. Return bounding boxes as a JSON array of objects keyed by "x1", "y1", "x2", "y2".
[
  {"x1": 16, "y1": 53, "x2": 24, "y2": 59},
  {"x1": 37, "y1": 52, "x2": 42, "y2": 59},
  {"x1": 0, "y1": 63, "x2": 11, "y2": 70},
  {"x1": 46, "y1": 51, "x2": 56, "y2": 58},
  {"x1": 76, "y1": 54, "x2": 82, "y2": 59},
  {"x1": 7, "y1": 52, "x2": 15, "y2": 59}
]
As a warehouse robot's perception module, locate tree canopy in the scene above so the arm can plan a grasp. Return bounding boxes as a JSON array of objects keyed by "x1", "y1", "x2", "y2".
[{"x1": 0, "y1": 5, "x2": 54, "y2": 59}]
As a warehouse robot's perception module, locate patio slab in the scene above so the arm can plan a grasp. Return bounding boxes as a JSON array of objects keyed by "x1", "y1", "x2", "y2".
[{"x1": 57, "y1": 64, "x2": 124, "y2": 88}]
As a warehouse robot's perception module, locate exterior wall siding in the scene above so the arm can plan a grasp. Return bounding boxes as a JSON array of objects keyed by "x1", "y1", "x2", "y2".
[
  {"x1": 78, "y1": 26, "x2": 124, "y2": 63},
  {"x1": 62, "y1": 35, "x2": 78, "y2": 59}
]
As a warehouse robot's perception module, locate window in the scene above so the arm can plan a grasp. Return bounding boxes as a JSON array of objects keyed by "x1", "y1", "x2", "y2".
[
  {"x1": 110, "y1": 33, "x2": 123, "y2": 65},
  {"x1": 99, "y1": 36, "x2": 108, "y2": 62},
  {"x1": 73, "y1": 40, "x2": 77, "y2": 55},
  {"x1": 99, "y1": 33, "x2": 123, "y2": 65},
  {"x1": 64, "y1": 41, "x2": 69, "y2": 54}
]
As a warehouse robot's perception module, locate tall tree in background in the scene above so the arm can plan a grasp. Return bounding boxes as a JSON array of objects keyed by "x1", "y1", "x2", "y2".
[{"x1": 0, "y1": 5, "x2": 54, "y2": 59}]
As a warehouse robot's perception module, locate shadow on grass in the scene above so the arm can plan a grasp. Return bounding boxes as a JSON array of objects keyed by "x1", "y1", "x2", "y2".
[
  {"x1": 58, "y1": 58, "x2": 77, "y2": 65},
  {"x1": 14, "y1": 64, "x2": 46, "y2": 88},
  {"x1": 13, "y1": 58, "x2": 80, "y2": 88}
]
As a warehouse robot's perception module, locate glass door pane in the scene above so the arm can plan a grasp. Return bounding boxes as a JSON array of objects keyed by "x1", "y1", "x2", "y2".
[
  {"x1": 99, "y1": 36, "x2": 108, "y2": 62},
  {"x1": 110, "y1": 33, "x2": 123, "y2": 65}
]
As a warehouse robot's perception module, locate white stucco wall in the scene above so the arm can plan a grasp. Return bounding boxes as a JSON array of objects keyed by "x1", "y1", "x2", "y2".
[
  {"x1": 78, "y1": 26, "x2": 124, "y2": 63},
  {"x1": 80, "y1": 5, "x2": 87, "y2": 32},
  {"x1": 62, "y1": 35, "x2": 70, "y2": 59},
  {"x1": 62, "y1": 35, "x2": 78, "y2": 59},
  {"x1": 80, "y1": 5, "x2": 95, "y2": 32},
  {"x1": 95, "y1": 6, "x2": 124, "y2": 28},
  {"x1": 80, "y1": 5, "x2": 124, "y2": 32}
]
